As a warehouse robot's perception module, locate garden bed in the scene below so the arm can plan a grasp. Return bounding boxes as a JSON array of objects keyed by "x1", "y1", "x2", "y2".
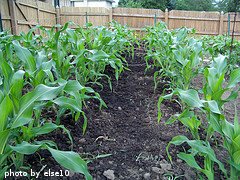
[{"x1": 26, "y1": 49, "x2": 239, "y2": 180}]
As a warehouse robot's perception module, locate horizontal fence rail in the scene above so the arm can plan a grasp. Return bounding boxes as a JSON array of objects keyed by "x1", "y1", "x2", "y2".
[{"x1": 1, "y1": 0, "x2": 240, "y2": 39}]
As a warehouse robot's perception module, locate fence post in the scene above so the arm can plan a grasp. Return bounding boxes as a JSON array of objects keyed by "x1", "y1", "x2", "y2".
[
  {"x1": 165, "y1": 8, "x2": 169, "y2": 27},
  {"x1": 228, "y1": 13, "x2": 231, "y2": 36},
  {"x1": 36, "y1": 0, "x2": 40, "y2": 34},
  {"x1": 56, "y1": 6, "x2": 60, "y2": 25},
  {"x1": 54, "y1": 0, "x2": 60, "y2": 8},
  {"x1": 219, "y1": 11, "x2": 224, "y2": 35},
  {"x1": 85, "y1": 12, "x2": 88, "y2": 24},
  {"x1": 8, "y1": 0, "x2": 18, "y2": 34},
  {"x1": 0, "y1": 12, "x2": 3, "y2": 32},
  {"x1": 109, "y1": 8, "x2": 113, "y2": 22},
  {"x1": 154, "y1": 13, "x2": 157, "y2": 26}
]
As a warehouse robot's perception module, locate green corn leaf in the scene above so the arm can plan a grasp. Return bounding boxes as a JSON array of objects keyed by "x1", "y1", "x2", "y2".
[
  {"x1": 233, "y1": 135, "x2": 240, "y2": 149},
  {"x1": 178, "y1": 152, "x2": 202, "y2": 170},
  {"x1": 11, "y1": 108, "x2": 33, "y2": 130},
  {"x1": 35, "y1": 140, "x2": 58, "y2": 149},
  {"x1": 187, "y1": 140, "x2": 227, "y2": 176},
  {"x1": 0, "y1": 146, "x2": 12, "y2": 165},
  {"x1": 180, "y1": 116, "x2": 200, "y2": 132},
  {"x1": 12, "y1": 40, "x2": 36, "y2": 72},
  {"x1": 10, "y1": 141, "x2": 42, "y2": 155},
  {"x1": 213, "y1": 73, "x2": 225, "y2": 94},
  {"x1": 43, "y1": 69, "x2": 54, "y2": 82},
  {"x1": 166, "y1": 109, "x2": 194, "y2": 125},
  {"x1": 36, "y1": 50, "x2": 48, "y2": 68},
  {"x1": 207, "y1": 100, "x2": 221, "y2": 114},
  {"x1": 84, "y1": 87, "x2": 95, "y2": 94},
  {"x1": 81, "y1": 113, "x2": 88, "y2": 135},
  {"x1": 88, "y1": 50, "x2": 109, "y2": 62},
  {"x1": 0, "y1": 96, "x2": 13, "y2": 131},
  {"x1": 0, "y1": 166, "x2": 8, "y2": 180},
  {"x1": 212, "y1": 55, "x2": 227, "y2": 75},
  {"x1": 32, "y1": 123, "x2": 59, "y2": 136},
  {"x1": 177, "y1": 89, "x2": 204, "y2": 108},
  {"x1": 32, "y1": 123, "x2": 73, "y2": 144},
  {"x1": 48, "y1": 147, "x2": 92, "y2": 180},
  {"x1": 234, "y1": 106, "x2": 240, "y2": 134},
  {"x1": 33, "y1": 122, "x2": 74, "y2": 149},
  {"x1": 179, "y1": 109, "x2": 195, "y2": 119},
  {"x1": 227, "y1": 68, "x2": 240, "y2": 89},
  {"x1": 53, "y1": 96, "x2": 83, "y2": 112},
  {"x1": 0, "y1": 91, "x2": 4, "y2": 104},
  {"x1": 169, "y1": 135, "x2": 189, "y2": 145},
  {"x1": 173, "y1": 50, "x2": 189, "y2": 67},
  {"x1": 33, "y1": 69, "x2": 46, "y2": 87},
  {"x1": 222, "y1": 119, "x2": 234, "y2": 140},
  {"x1": 206, "y1": 68, "x2": 225, "y2": 94},
  {"x1": 166, "y1": 135, "x2": 189, "y2": 162},
  {"x1": 233, "y1": 150, "x2": 240, "y2": 165},
  {"x1": 10, "y1": 70, "x2": 25, "y2": 100},
  {"x1": 165, "y1": 115, "x2": 178, "y2": 125},
  {"x1": 64, "y1": 80, "x2": 84, "y2": 92},
  {"x1": 228, "y1": 160, "x2": 240, "y2": 171},
  {"x1": 0, "y1": 129, "x2": 10, "y2": 154},
  {"x1": 0, "y1": 50, "x2": 13, "y2": 87},
  {"x1": 11, "y1": 84, "x2": 64, "y2": 128},
  {"x1": 208, "y1": 113, "x2": 222, "y2": 134}
]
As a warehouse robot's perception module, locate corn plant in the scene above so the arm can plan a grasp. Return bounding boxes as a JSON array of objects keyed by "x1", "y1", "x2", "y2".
[
  {"x1": 143, "y1": 22, "x2": 202, "y2": 91},
  {"x1": 159, "y1": 55, "x2": 240, "y2": 179}
]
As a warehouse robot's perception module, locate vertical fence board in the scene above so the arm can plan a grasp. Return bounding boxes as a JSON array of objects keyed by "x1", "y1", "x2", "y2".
[{"x1": 1, "y1": 0, "x2": 12, "y2": 32}]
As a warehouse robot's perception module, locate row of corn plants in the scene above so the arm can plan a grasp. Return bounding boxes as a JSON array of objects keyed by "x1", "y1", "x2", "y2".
[
  {"x1": 0, "y1": 21, "x2": 136, "y2": 179},
  {"x1": 143, "y1": 23, "x2": 240, "y2": 179},
  {"x1": 159, "y1": 55, "x2": 240, "y2": 179},
  {"x1": 201, "y1": 35, "x2": 240, "y2": 70},
  {"x1": 143, "y1": 22, "x2": 203, "y2": 91}
]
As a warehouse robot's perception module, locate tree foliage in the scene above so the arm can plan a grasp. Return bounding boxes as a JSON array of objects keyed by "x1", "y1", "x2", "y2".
[
  {"x1": 118, "y1": 0, "x2": 240, "y2": 12},
  {"x1": 214, "y1": 0, "x2": 240, "y2": 12},
  {"x1": 118, "y1": 0, "x2": 142, "y2": 8},
  {"x1": 172, "y1": 0, "x2": 215, "y2": 11},
  {"x1": 118, "y1": 0, "x2": 171, "y2": 11}
]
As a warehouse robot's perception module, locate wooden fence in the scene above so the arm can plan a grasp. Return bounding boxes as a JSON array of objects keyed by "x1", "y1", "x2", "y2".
[
  {"x1": 1, "y1": 0, "x2": 56, "y2": 34},
  {"x1": 1, "y1": 0, "x2": 240, "y2": 39}
]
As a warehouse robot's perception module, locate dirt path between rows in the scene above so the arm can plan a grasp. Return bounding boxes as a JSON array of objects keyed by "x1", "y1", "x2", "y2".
[{"x1": 60, "y1": 52, "x2": 194, "y2": 180}]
